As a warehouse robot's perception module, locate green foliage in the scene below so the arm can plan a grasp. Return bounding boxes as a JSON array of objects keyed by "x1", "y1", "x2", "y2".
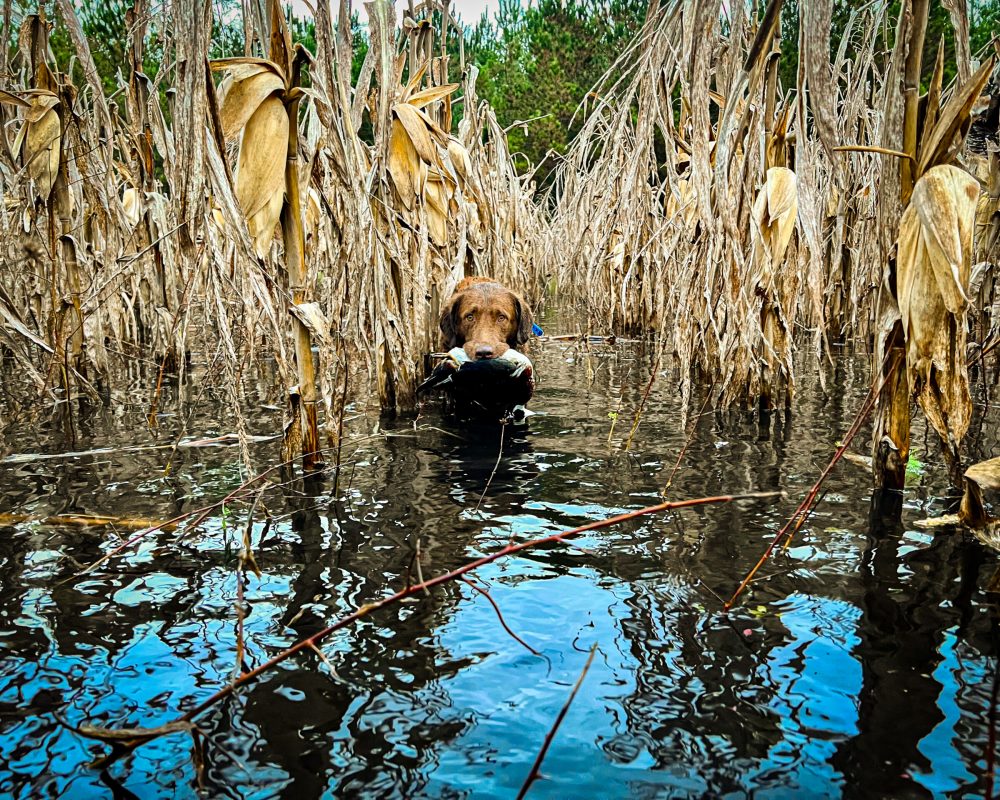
[
  {"x1": 468, "y1": 0, "x2": 647, "y2": 181},
  {"x1": 778, "y1": 0, "x2": 1000, "y2": 92}
]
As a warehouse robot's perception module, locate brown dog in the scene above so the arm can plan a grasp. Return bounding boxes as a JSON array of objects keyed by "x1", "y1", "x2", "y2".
[{"x1": 439, "y1": 277, "x2": 534, "y2": 360}]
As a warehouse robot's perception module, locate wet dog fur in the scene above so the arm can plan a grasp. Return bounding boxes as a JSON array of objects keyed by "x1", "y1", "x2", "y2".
[{"x1": 439, "y1": 277, "x2": 534, "y2": 361}]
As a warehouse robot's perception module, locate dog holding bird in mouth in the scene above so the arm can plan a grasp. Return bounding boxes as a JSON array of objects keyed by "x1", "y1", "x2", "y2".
[{"x1": 418, "y1": 277, "x2": 539, "y2": 421}]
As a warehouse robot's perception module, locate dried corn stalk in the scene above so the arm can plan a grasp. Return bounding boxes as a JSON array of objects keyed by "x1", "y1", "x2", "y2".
[
  {"x1": 749, "y1": 167, "x2": 798, "y2": 407},
  {"x1": 872, "y1": 29, "x2": 995, "y2": 492}
]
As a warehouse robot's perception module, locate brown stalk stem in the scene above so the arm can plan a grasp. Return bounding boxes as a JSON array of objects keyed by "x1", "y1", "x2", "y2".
[
  {"x1": 282, "y1": 90, "x2": 323, "y2": 471},
  {"x1": 54, "y1": 91, "x2": 86, "y2": 384},
  {"x1": 516, "y1": 644, "x2": 597, "y2": 800},
  {"x1": 900, "y1": 0, "x2": 929, "y2": 201},
  {"x1": 172, "y1": 491, "x2": 780, "y2": 726}
]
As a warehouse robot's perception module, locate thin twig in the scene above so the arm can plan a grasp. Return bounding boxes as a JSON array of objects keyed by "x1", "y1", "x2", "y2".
[
  {"x1": 475, "y1": 420, "x2": 507, "y2": 514},
  {"x1": 661, "y1": 382, "x2": 714, "y2": 497},
  {"x1": 624, "y1": 351, "x2": 661, "y2": 452},
  {"x1": 460, "y1": 576, "x2": 541, "y2": 656},
  {"x1": 724, "y1": 360, "x2": 897, "y2": 610},
  {"x1": 515, "y1": 644, "x2": 598, "y2": 799},
  {"x1": 77, "y1": 490, "x2": 781, "y2": 763}
]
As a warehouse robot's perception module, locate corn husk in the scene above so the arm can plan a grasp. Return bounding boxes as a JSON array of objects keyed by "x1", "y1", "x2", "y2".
[
  {"x1": 235, "y1": 94, "x2": 288, "y2": 257},
  {"x1": 122, "y1": 187, "x2": 141, "y2": 227},
  {"x1": 424, "y1": 171, "x2": 452, "y2": 246},
  {"x1": 896, "y1": 164, "x2": 978, "y2": 452},
  {"x1": 219, "y1": 66, "x2": 285, "y2": 140},
  {"x1": 23, "y1": 106, "x2": 60, "y2": 203},
  {"x1": 749, "y1": 167, "x2": 798, "y2": 399},
  {"x1": 388, "y1": 117, "x2": 425, "y2": 211}
]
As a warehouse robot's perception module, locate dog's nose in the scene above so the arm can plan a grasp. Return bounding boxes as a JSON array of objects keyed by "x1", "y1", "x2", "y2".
[{"x1": 475, "y1": 344, "x2": 494, "y2": 360}]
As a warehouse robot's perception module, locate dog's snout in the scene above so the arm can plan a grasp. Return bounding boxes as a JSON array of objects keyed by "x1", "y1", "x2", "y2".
[{"x1": 475, "y1": 344, "x2": 495, "y2": 360}]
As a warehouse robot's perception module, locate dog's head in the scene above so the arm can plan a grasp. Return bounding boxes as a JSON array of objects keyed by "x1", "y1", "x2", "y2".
[{"x1": 439, "y1": 278, "x2": 534, "y2": 360}]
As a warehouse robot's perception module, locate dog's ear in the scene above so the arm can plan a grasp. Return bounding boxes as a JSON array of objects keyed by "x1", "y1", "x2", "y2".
[
  {"x1": 510, "y1": 292, "x2": 534, "y2": 347},
  {"x1": 439, "y1": 294, "x2": 462, "y2": 348}
]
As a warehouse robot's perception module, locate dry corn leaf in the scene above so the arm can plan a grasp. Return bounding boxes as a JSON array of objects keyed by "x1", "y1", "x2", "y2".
[
  {"x1": 393, "y1": 102, "x2": 436, "y2": 163},
  {"x1": 219, "y1": 68, "x2": 285, "y2": 141},
  {"x1": 0, "y1": 89, "x2": 29, "y2": 108},
  {"x1": 411, "y1": 105, "x2": 450, "y2": 144},
  {"x1": 400, "y1": 62, "x2": 429, "y2": 102},
  {"x1": 288, "y1": 301, "x2": 329, "y2": 345},
  {"x1": 24, "y1": 107, "x2": 60, "y2": 202},
  {"x1": 34, "y1": 61, "x2": 58, "y2": 94},
  {"x1": 666, "y1": 177, "x2": 695, "y2": 223},
  {"x1": 269, "y1": 0, "x2": 294, "y2": 77},
  {"x1": 961, "y1": 456, "x2": 1000, "y2": 527},
  {"x1": 236, "y1": 94, "x2": 288, "y2": 256},
  {"x1": 305, "y1": 187, "x2": 321, "y2": 239},
  {"x1": 388, "y1": 117, "x2": 424, "y2": 211},
  {"x1": 917, "y1": 57, "x2": 995, "y2": 176},
  {"x1": 406, "y1": 83, "x2": 459, "y2": 110},
  {"x1": 965, "y1": 457, "x2": 1000, "y2": 492},
  {"x1": 211, "y1": 58, "x2": 284, "y2": 80},
  {"x1": 897, "y1": 164, "x2": 978, "y2": 450},
  {"x1": 923, "y1": 42, "x2": 945, "y2": 137}
]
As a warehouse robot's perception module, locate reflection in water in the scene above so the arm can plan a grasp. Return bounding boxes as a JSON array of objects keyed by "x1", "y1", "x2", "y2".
[
  {"x1": 0, "y1": 331, "x2": 998, "y2": 798},
  {"x1": 831, "y1": 494, "x2": 994, "y2": 799}
]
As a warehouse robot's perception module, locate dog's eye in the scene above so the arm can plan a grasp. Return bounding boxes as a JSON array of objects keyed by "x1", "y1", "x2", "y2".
[
  {"x1": 497, "y1": 314, "x2": 508, "y2": 323},
  {"x1": 465, "y1": 313, "x2": 475, "y2": 322}
]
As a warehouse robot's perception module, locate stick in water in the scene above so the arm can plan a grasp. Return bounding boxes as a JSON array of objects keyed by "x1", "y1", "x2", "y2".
[
  {"x1": 75, "y1": 490, "x2": 782, "y2": 765},
  {"x1": 516, "y1": 644, "x2": 598, "y2": 799}
]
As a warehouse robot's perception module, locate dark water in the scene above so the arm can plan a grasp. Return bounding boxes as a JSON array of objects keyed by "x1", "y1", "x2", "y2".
[{"x1": 1, "y1": 327, "x2": 998, "y2": 799}]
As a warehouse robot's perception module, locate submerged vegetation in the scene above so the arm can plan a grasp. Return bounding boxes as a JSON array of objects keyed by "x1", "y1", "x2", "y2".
[{"x1": 0, "y1": 0, "x2": 998, "y2": 501}]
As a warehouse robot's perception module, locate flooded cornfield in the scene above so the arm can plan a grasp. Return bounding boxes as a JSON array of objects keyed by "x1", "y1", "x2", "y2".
[{"x1": 0, "y1": 315, "x2": 998, "y2": 799}]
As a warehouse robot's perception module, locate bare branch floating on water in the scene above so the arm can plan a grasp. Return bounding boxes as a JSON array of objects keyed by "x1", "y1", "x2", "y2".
[
  {"x1": 71, "y1": 490, "x2": 782, "y2": 765},
  {"x1": 516, "y1": 643, "x2": 598, "y2": 800},
  {"x1": 725, "y1": 358, "x2": 897, "y2": 610},
  {"x1": 460, "y1": 576, "x2": 541, "y2": 657},
  {"x1": 0, "y1": 513, "x2": 178, "y2": 532}
]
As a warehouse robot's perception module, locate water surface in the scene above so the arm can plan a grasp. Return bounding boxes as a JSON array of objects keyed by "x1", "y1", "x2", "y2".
[{"x1": 0, "y1": 325, "x2": 997, "y2": 798}]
